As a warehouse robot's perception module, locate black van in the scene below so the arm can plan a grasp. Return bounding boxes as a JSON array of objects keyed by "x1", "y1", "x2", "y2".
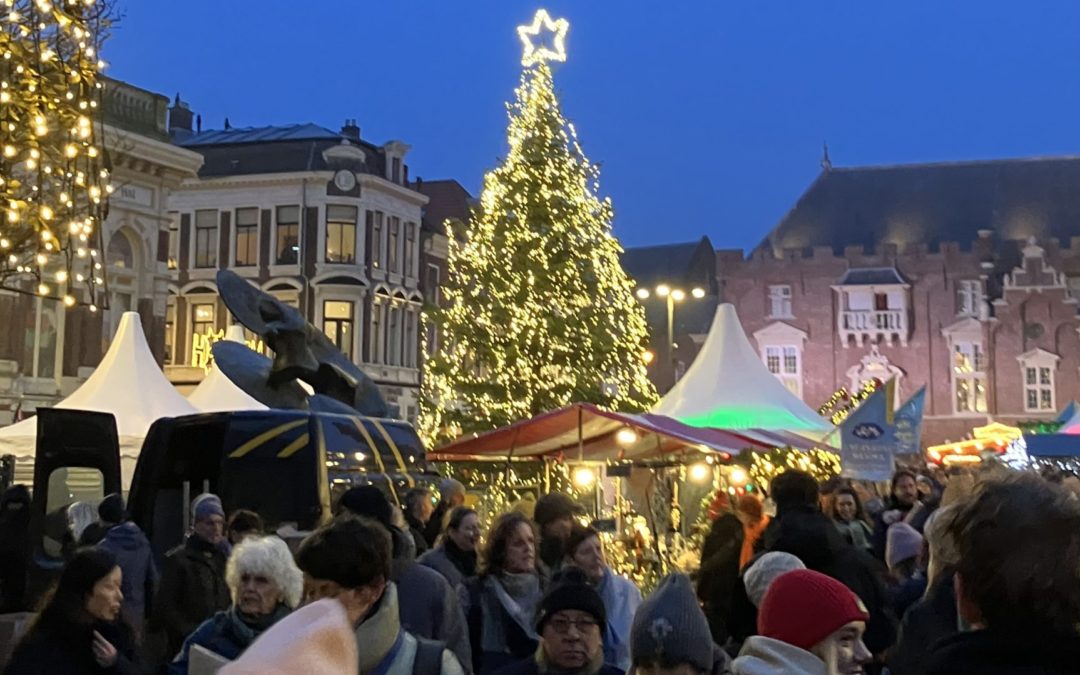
[{"x1": 25, "y1": 408, "x2": 435, "y2": 572}]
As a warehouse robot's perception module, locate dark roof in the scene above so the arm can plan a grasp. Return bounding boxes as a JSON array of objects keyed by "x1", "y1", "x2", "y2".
[
  {"x1": 758, "y1": 156, "x2": 1080, "y2": 256},
  {"x1": 414, "y1": 179, "x2": 474, "y2": 233},
  {"x1": 621, "y1": 238, "x2": 716, "y2": 289},
  {"x1": 176, "y1": 124, "x2": 388, "y2": 179},
  {"x1": 836, "y1": 267, "x2": 908, "y2": 285},
  {"x1": 177, "y1": 123, "x2": 340, "y2": 146}
]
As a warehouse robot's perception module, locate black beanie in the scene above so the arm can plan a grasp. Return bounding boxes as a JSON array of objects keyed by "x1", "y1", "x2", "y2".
[
  {"x1": 337, "y1": 486, "x2": 394, "y2": 530},
  {"x1": 535, "y1": 567, "x2": 607, "y2": 632},
  {"x1": 98, "y1": 493, "x2": 125, "y2": 524}
]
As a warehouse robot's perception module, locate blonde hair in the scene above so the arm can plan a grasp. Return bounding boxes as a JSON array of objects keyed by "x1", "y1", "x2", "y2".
[{"x1": 226, "y1": 535, "x2": 304, "y2": 609}]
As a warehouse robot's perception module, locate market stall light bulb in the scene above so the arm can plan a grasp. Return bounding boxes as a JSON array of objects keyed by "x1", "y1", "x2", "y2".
[
  {"x1": 729, "y1": 466, "x2": 749, "y2": 486},
  {"x1": 689, "y1": 463, "x2": 711, "y2": 483},
  {"x1": 573, "y1": 466, "x2": 595, "y2": 488},
  {"x1": 635, "y1": 288, "x2": 649, "y2": 299},
  {"x1": 615, "y1": 427, "x2": 637, "y2": 446}
]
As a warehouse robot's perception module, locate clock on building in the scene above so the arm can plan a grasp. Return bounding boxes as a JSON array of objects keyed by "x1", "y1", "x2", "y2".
[{"x1": 333, "y1": 170, "x2": 356, "y2": 192}]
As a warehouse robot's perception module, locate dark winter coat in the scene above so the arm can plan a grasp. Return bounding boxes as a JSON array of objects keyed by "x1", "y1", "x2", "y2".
[
  {"x1": 392, "y1": 537, "x2": 473, "y2": 674},
  {"x1": 426, "y1": 501, "x2": 451, "y2": 548},
  {"x1": 151, "y1": 534, "x2": 230, "y2": 663},
  {"x1": 763, "y1": 508, "x2": 896, "y2": 655},
  {"x1": 491, "y1": 655, "x2": 624, "y2": 675},
  {"x1": 697, "y1": 514, "x2": 744, "y2": 645},
  {"x1": 0, "y1": 485, "x2": 31, "y2": 612},
  {"x1": 419, "y1": 539, "x2": 478, "y2": 589},
  {"x1": 98, "y1": 522, "x2": 159, "y2": 631},
  {"x1": 466, "y1": 576, "x2": 541, "y2": 675},
  {"x1": 3, "y1": 618, "x2": 139, "y2": 675},
  {"x1": 405, "y1": 512, "x2": 431, "y2": 556},
  {"x1": 888, "y1": 573, "x2": 958, "y2": 675},
  {"x1": 925, "y1": 628, "x2": 1080, "y2": 675},
  {"x1": 78, "y1": 522, "x2": 111, "y2": 547},
  {"x1": 167, "y1": 605, "x2": 290, "y2": 675}
]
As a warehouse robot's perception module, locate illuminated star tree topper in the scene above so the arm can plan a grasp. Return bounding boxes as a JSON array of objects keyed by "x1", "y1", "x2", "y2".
[
  {"x1": 420, "y1": 9, "x2": 657, "y2": 446},
  {"x1": 517, "y1": 8, "x2": 569, "y2": 66}
]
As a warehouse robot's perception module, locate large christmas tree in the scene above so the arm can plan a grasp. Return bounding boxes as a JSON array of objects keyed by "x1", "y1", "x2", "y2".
[{"x1": 420, "y1": 10, "x2": 657, "y2": 445}]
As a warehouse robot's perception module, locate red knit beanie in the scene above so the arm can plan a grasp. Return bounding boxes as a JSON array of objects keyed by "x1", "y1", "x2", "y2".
[{"x1": 757, "y1": 569, "x2": 869, "y2": 650}]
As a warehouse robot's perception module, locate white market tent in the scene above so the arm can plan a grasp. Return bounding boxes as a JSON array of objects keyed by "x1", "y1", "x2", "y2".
[
  {"x1": 187, "y1": 325, "x2": 267, "y2": 413},
  {"x1": 0, "y1": 311, "x2": 198, "y2": 483},
  {"x1": 654, "y1": 303, "x2": 833, "y2": 437}
]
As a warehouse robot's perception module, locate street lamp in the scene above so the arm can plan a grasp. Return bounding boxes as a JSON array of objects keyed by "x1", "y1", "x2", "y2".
[{"x1": 634, "y1": 283, "x2": 707, "y2": 385}]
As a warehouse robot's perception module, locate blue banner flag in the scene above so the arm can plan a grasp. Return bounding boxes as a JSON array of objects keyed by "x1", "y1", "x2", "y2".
[
  {"x1": 893, "y1": 387, "x2": 926, "y2": 456},
  {"x1": 839, "y1": 385, "x2": 896, "y2": 481}
]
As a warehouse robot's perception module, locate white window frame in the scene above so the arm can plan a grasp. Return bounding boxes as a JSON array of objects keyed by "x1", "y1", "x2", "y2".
[
  {"x1": 957, "y1": 279, "x2": 981, "y2": 316},
  {"x1": 763, "y1": 344, "x2": 801, "y2": 398},
  {"x1": 192, "y1": 209, "x2": 219, "y2": 269},
  {"x1": 768, "y1": 285, "x2": 793, "y2": 319},
  {"x1": 1018, "y1": 349, "x2": 1059, "y2": 413},
  {"x1": 952, "y1": 340, "x2": 988, "y2": 415},
  {"x1": 274, "y1": 205, "x2": 301, "y2": 268},
  {"x1": 232, "y1": 207, "x2": 260, "y2": 268}
]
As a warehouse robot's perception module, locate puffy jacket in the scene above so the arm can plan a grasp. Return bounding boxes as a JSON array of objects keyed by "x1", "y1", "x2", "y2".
[{"x1": 98, "y1": 522, "x2": 159, "y2": 630}]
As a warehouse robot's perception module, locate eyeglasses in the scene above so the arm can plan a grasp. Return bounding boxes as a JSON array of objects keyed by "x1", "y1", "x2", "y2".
[{"x1": 549, "y1": 617, "x2": 600, "y2": 635}]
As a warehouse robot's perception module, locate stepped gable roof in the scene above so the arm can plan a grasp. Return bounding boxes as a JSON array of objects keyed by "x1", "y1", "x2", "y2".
[
  {"x1": 757, "y1": 156, "x2": 1080, "y2": 256},
  {"x1": 177, "y1": 123, "x2": 388, "y2": 179}
]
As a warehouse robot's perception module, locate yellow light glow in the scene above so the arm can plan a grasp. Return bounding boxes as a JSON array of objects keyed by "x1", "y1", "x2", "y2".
[
  {"x1": 656, "y1": 284, "x2": 670, "y2": 297},
  {"x1": 689, "y1": 463, "x2": 711, "y2": 483},
  {"x1": 615, "y1": 427, "x2": 637, "y2": 446},
  {"x1": 37, "y1": 283, "x2": 48, "y2": 295},
  {"x1": 642, "y1": 349, "x2": 655, "y2": 364},
  {"x1": 62, "y1": 294, "x2": 75, "y2": 307},
  {"x1": 729, "y1": 466, "x2": 749, "y2": 485},
  {"x1": 671, "y1": 289, "x2": 686, "y2": 302},
  {"x1": 517, "y1": 9, "x2": 569, "y2": 67},
  {"x1": 692, "y1": 287, "x2": 706, "y2": 299},
  {"x1": 572, "y1": 466, "x2": 596, "y2": 488},
  {"x1": 635, "y1": 288, "x2": 649, "y2": 300}
]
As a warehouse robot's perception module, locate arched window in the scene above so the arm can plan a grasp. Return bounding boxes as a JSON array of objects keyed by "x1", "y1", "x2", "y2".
[{"x1": 107, "y1": 231, "x2": 134, "y2": 269}]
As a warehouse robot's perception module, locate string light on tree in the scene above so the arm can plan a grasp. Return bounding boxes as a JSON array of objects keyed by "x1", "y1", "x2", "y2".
[
  {"x1": 0, "y1": 0, "x2": 112, "y2": 308},
  {"x1": 420, "y1": 9, "x2": 657, "y2": 445}
]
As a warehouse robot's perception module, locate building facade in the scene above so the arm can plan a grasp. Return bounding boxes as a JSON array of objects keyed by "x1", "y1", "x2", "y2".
[
  {"x1": 0, "y1": 79, "x2": 202, "y2": 421},
  {"x1": 720, "y1": 157, "x2": 1080, "y2": 446},
  {"x1": 164, "y1": 108, "x2": 437, "y2": 421}
]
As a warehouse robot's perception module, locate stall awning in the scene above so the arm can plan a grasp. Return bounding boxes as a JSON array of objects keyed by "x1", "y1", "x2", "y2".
[{"x1": 430, "y1": 402, "x2": 773, "y2": 462}]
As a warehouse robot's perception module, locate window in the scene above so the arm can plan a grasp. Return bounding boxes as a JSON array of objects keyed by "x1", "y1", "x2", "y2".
[
  {"x1": 370, "y1": 211, "x2": 384, "y2": 269},
  {"x1": 425, "y1": 263, "x2": 441, "y2": 304},
  {"x1": 764, "y1": 345, "x2": 801, "y2": 397},
  {"x1": 953, "y1": 341, "x2": 987, "y2": 414},
  {"x1": 392, "y1": 157, "x2": 401, "y2": 184},
  {"x1": 325, "y1": 205, "x2": 357, "y2": 264},
  {"x1": 322, "y1": 301, "x2": 354, "y2": 360},
  {"x1": 234, "y1": 207, "x2": 258, "y2": 267},
  {"x1": 388, "y1": 217, "x2": 400, "y2": 273},
  {"x1": 404, "y1": 222, "x2": 416, "y2": 277},
  {"x1": 768, "y1": 285, "x2": 792, "y2": 318},
  {"x1": 957, "y1": 280, "x2": 981, "y2": 316},
  {"x1": 388, "y1": 304, "x2": 401, "y2": 366},
  {"x1": 191, "y1": 302, "x2": 215, "y2": 339},
  {"x1": 370, "y1": 299, "x2": 384, "y2": 364},
  {"x1": 167, "y1": 212, "x2": 179, "y2": 270},
  {"x1": 194, "y1": 210, "x2": 218, "y2": 268},
  {"x1": 164, "y1": 300, "x2": 176, "y2": 364},
  {"x1": 1020, "y1": 350, "x2": 1057, "y2": 413},
  {"x1": 874, "y1": 293, "x2": 889, "y2": 311},
  {"x1": 404, "y1": 308, "x2": 417, "y2": 368},
  {"x1": 275, "y1": 206, "x2": 299, "y2": 265}
]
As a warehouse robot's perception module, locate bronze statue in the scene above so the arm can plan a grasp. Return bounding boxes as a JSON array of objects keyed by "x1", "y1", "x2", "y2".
[{"x1": 214, "y1": 270, "x2": 390, "y2": 417}]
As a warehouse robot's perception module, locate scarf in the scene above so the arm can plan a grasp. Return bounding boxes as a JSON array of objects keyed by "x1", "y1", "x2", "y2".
[
  {"x1": 355, "y1": 583, "x2": 404, "y2": 674},
  {"x1": 444, "y1": 537, "x2": 478, "y2": 577},
  {"x1": 481, "y1": 572, "x2": 542, "y2": 654},
  {"x1": 225, "y1": 604, "x2": 291, "y2": 647}
]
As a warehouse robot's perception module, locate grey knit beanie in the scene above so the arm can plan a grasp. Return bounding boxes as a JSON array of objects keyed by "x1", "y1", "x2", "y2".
[
  {"x1": 743, "y1": 551, "x2": 805, "y2": 607},
  {"x1": 630, "y1": 573, "x2": 714, "y2": 672}
]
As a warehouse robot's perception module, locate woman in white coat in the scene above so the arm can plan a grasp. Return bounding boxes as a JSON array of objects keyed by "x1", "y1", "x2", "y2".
[{"x1": 563, "y1": 524, "x2": 641, "y2": 672}]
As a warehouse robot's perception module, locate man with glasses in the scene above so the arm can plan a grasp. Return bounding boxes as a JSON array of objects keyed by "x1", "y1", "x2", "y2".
[{"x1": 494, "y1": 567, "x2": 623, "y2": 675}]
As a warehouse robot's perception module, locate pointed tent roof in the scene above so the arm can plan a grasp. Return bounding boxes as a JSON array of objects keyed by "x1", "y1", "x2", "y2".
[
  {"x1": 654, "y1": 304, "x2": 832, "y2": 434},
  {"x1": 187, "y1": 325, "x2": 268, "y2": 413},
  {"x1": 0, "y1": 312, "x2": 198, "y2": 455},
  {"x1": 1060, "y1": 407, "x2": 1080, "y2": 435}
]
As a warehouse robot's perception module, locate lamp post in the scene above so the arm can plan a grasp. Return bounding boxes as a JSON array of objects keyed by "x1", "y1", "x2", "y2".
[{"x1": 635, "y1": 284, "x2": 706, "y2": 386}]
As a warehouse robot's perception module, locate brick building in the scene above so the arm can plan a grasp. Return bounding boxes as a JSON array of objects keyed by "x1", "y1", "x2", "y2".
[
  {"x1": 720, "y1": 157, "x2": 1080, "y2": 446},
  {"x1": 164, "y1": 106, "x2": 436, "y2": 421}
]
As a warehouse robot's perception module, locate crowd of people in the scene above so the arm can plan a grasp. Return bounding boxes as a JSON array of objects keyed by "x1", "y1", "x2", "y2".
[{"x1": 1, "y1": 464, "x2": 1079, "y2": 674}]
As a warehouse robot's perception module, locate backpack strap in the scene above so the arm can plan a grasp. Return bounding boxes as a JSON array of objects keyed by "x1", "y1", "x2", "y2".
[{"x1": 413, "y1": 637, "x2": 445, "y2": 675}]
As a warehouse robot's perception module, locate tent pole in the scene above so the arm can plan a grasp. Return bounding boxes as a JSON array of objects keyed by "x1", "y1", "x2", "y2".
[{"x1": 577, "y1": 406, "x2": 584, "y2": 462}]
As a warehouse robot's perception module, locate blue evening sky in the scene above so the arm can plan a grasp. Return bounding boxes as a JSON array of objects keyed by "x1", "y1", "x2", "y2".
[{"x1": 106, "y1": 1, "x2": 1080, "y2": 252}]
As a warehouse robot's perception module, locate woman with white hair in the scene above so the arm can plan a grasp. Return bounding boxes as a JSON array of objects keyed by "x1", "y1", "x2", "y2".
[{"x1": 167, "y1": 536, "x2": 302, "y2": 675}]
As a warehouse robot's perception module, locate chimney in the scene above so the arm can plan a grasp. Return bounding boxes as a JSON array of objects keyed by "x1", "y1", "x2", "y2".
[
  {"x1": 168, "y1": 93, "x2": 194, "y2": 138},
  {"x1": 224, "y1": 117, "x2": 232, "y2": 130},
  {"x1": 340, "y1": 118, "x2": 360, "y2": 140}
]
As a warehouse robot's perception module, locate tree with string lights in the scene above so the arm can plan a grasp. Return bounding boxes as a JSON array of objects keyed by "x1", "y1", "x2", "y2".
[
  {"x1": 420, "y1": 9, "x2": 657, "y2": 445},
  {"x1": 0, "y1": 0, "x2": 113, "y2": 310}
]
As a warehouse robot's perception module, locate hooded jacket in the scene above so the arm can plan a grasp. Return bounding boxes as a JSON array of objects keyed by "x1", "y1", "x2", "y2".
[
  {"x1": 731, "y1": 636, "x2": 827, "y2": 675},
  {"x1": 98, "y1": 521, "x2": 159, "y2": 630}
]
